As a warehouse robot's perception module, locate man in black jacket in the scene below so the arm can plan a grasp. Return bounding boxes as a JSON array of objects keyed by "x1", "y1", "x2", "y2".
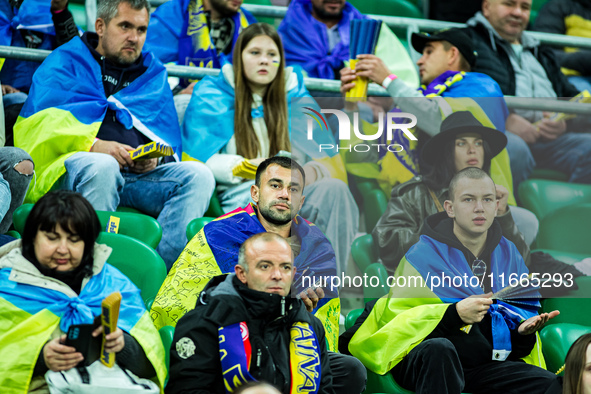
[
  {"x1": 167, "y1": 232, "x2": 335, "y2": 393},
  {"x1": 463, "y1": 0, "x2": 591, "y2": 186}
]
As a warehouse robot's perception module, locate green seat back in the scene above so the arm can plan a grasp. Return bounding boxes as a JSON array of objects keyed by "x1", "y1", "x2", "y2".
[
  {"x1": 351, "y1": 234, "x2": 379, "y2": 274},
  {"x1": 186, "y1": 217, "x2": 216, "y2": 241},
  {"x1": 12, "y1": 204, "x2": 163, "y2": 249},
  {"x1": 204, "y1": 192, "x2": 225, "y2": 218},
  {"x1": 364, "y1": 262, "x2": 389, "y2": 302},
  {"x1": 97, "y1": 232, "x2": 167, "y2": 306},
  {"x1": 354, "y1": 178, "x2": 388, "y2": 231},
  {"x1": 530, "y1": 168, "x2": 569, "y2": 182},
  {"x1": 348, "y1": 0, "x2": 422, "y2": 18},
  {"x1": 536, "y1": 203, "x2": 591, "y2": 255},
  {"x1": 159, "y1": 325, "x2": 175, "y2": 385},
  {"x1": 518, "y1": 180, "x2": 591, "y2": 221},
  {"x1": 345, "y1": 308, "x2": 364, "y2": 331},
  {"x1": 541, "y1": 276, "x2": 591, "y2": 327},
  {"x1": 540, "y1": 323, "x2": 591, "y2": 375}
]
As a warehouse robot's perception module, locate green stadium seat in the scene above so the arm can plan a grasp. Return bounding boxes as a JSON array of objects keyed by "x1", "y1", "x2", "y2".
[
  {"x1": 348, "y1": 0, "x2": 422, "y2": 18},
  {"x1": 4, "y1": 230, "x2": 20, "y2": 239},
  {"x1": 204, "y1": 192, "x2": 225, "y2": 218},
  {"x1": 364, "y1": 262, "x2": 389, "y2": 302},
  {"x1": 530, "y1": 168, "x2": 569, "y2": 182},
  {"x1": 351, "y1": 234, "x2": 379, "y2": 274},
  {"x1": 518, "y1": 179, "x2": 591, "y2": 221},
  {"x1": 186, "y1": 217, "x2": 216, "y2": 241},
  {"x1": 351, "y1": 177, "x2": 389, "y2": 232},
  {"x1": 536, "y1": 203, "x2": 591, "y2": 255},
  {"x1": 97, "y1": 232, "x2": 167, "y2": 307},
  {"x1": 530, "y1": 0, "x2": 550, "y2": 26},
  {"x1": 12, "y1": 204, "x2": 163, "y2": 249},
  {"x1": 541, "y1": 276, "x2": 591, "y2": 327},
  {"x1": 540, "y1": 323, "x2": 591, "y2": 375},
  {"x1": 159, "y1": 325, "x2": 175, "y2": 386}
]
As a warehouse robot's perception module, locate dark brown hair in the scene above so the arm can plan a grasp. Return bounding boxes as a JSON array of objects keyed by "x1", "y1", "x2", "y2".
[{"x1": 232, "y1": 23, "x2": 290, "y2": 159}]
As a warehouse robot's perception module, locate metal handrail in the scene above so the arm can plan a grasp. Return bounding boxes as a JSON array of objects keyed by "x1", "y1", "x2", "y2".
[{"x1": 1, "y1": 45, "x2": 590, "y2": 115}]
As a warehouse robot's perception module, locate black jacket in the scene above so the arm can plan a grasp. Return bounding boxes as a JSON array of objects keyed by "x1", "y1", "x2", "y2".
[
  {"x1": 462, "y1": 20, "x2": 579, "y2": 97},
  {"x1": 533, "y1": 0, "x2": 591, "y2": 75},
  {"x1": 420, "y1": 212, "x2": 536, "y2": 367},
  {"x1": 167, "y1": 274, "x2": 334, "y2": 394}
]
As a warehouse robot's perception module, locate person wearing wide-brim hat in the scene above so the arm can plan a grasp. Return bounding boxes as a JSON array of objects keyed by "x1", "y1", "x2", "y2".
[{"x1": 372, "y1": 110, "x2": 539, "y2": 273}]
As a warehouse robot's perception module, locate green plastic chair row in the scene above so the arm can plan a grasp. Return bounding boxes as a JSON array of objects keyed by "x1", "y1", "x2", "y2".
[
  {"x1": 97, "y1": 232, "x2": 167, "y2": 307},
  {"x1": 12, "y1": 204, "x2": 163, "y2": 249},
  {"x1": 535, "y1": 202, "x2": 591, "y2": 256},
  {"x1": 518, "y1": 179, "x2": 591, "y2": 221}
]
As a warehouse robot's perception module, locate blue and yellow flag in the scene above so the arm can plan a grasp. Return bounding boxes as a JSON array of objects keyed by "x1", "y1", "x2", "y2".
[
  {"x1": 14, "y1": 35, "x2": 180, "y2": 203},
  {"x1": 0, "y1": 0, "x2": 55, "y2": 85},
  {"x1": 182, "y1": 65, "x2": 348, "y2": 184},
  {"x1": 151, "y1": 203, "x2": 341, "y2": 351},
  {"x1": 349, "y1": 231, "x2": 544, "y2": 375},
  {"x1": 0, "y1": 252, "x2": 166, "y2": 393},
  {"x1": 144, "y1": 0, "x2": 255, "y2": 83}
]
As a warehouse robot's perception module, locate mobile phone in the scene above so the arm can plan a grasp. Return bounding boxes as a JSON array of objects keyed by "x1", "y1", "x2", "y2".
[{"x1": 65, "y1": 316, "x2": 102, "y2": 367}]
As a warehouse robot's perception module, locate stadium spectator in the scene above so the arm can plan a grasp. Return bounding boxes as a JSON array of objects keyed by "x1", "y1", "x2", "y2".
[
  {"x1": 349, "y1": 167, "x2": 562, "y2": 394},
  {"x1": 564, "y1": 333, "x2": 591, "y2": 394},
  {"x1": 144, "y1": 0, "x2": 256, "y2": 99},
  {"x1": 533, "y1": 0, "x2": 591, "y2": 93},
  {"x1": 0, "y1": 147, "x2": 34, "y2": 234},
  {"x1": 340, "y1": 28, "x2": 538, "y2": 196},
  {"x1": 1, "y1": 0, "x2": 79, "y2": 136},
  {"x1": 156, "y1": 158, "x2": 367, "y2": 393},
  {"x1": 151, "y1": 157, "x2": 339, "y2": 339},
  {"x1": 166, "y1": 233, "x2": 336, "y2": 393},
  {"x1": 372, "y1": 111, "x2": 586, "y2": 288},
  {"x1": 464, "y1": 0, "x2": 591, "y2": 184},
  {"x1": 0, "y1": 190, "x2": 166, "y2": 391},
  {"x1": 13, "y1": 0, "x2": 215, "y2": 269},
  {"x1": 183, "y1": 23, "x2": 358, "y2": 275},
  {"x1": 277, "y1": 0, "x2": 419, "y2": 87}
]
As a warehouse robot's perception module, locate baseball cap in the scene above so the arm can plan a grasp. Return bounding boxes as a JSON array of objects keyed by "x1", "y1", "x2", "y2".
[{"x1": 411, "y1": 28, "x2": 478, "y2": 68}]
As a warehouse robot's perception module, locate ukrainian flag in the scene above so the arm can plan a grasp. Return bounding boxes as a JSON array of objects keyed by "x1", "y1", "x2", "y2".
[
  {"x1": 0, "y1": 250, "x2": 166, "y2": 393},
  {"x1": 151, "y1": 203, "x2": 341, "y2": 351},
  {"x1": 14, "y1": 35, "x2": 181, "y2": 203}
]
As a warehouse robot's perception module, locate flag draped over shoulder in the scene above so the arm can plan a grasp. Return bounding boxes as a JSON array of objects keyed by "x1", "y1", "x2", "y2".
[
  {"x1": 144, "y1": 0, "x2": 255, "y2": 75},
  {"x1": 182, "y1": 65, "x2": 348, "y2": 183},
  {"x1": 277, "y1": 0, "x2": 418, "y2": 86},
  {"x1": 151, "y1": 203, "x2": 341, "y2": 351},
  {"x1": 14, "y1": 36, "x2": 180, "y2": 203},
  {"x1": 0, "y1": 257, "x2": 166, "y2": 393},
  {"x1": 346, "y1": 71, "x2": 516, "y2": 205},
  {"x1": 349, "y1": 235, "x2": 544, "y2": 375}
]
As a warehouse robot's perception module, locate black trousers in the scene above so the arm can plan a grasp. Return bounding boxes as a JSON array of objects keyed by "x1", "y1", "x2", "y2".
[
  {"x1": 329, "y1": 351, "x2": 367, "y2": 394},
  {"x1": 390, "y1": 338, "x2": 562, "y2": 394}
]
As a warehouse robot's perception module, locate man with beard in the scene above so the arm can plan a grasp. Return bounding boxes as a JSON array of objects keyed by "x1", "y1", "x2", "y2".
[
  {"x1": 153, "y1": 156, "x2": 367, "y2": 393},
  {"x1": 277, "y1": 0, "x2": 418, "y2": 84},
  {"x1": 14, "y1": 0, "x2": 215, "y2": 270}
]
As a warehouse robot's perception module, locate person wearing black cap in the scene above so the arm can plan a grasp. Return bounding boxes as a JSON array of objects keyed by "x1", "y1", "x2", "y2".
[
  {"x1": 340, "y1": 28, "x2": 508, "y2": 137},
  {"x1": 349, "y1": 165, "x2": 563, "y2": 394}
]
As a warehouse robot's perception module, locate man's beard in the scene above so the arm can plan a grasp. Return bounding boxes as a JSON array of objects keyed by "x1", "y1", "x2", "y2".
[
  {"x1": 259, "y1": 201, "x2": 294, "y2": 226},
  {"x1": 210, "y1": 0, "x2": 237, "y2": 18},
  {"x1": 312, "y1": 2, "x2": 344, "y2": 21}
]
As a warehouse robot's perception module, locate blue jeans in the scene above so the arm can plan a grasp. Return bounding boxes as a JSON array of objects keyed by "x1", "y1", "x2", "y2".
[
  {"x1": 58, "y1": 152, "x2": 215, "y2": 269},
  {"x1": 0, "y1": 147, "x2": 34, "y2": 233},
  {"x1": 529, "y1": 132, "x2": 591, "y2": 184}
]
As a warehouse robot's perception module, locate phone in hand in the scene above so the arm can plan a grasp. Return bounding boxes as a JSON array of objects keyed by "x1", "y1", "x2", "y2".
[{"x1": 65, "y1": 315, "x2": 102, "y2": 367}]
